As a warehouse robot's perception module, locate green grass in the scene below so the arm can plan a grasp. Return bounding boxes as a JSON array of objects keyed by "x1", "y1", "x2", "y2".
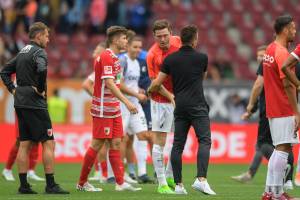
[{"x1": 1, "y1": 163, "x2": 300, "y2": 200}]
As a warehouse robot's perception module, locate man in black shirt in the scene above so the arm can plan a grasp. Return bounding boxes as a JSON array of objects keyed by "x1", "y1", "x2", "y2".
[
  {"x1": 148, "y1": 25, "x2": 215, "y2": 195},
  {"x1": 0, "y1": 22, "x2": 69, "y2": 194}
]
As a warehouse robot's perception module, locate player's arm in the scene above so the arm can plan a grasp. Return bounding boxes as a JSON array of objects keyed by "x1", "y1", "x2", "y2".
[
  {"x1": 281, "y1": 54, "x2": 300, "y2": 89},
  {"x1": 32, "y1": 49, "x2": 47, "y2": 98},
  {"x1": 282, "y1": 78, "x2": 300, "y2": 130},
  {"x1": 105, "y1": 78, "x2": 138, "y2": 114},
  {"x1": 120, "y1": 79, "x2": 147, "y2": 103},
  {"x1": 0, "y1": 57, "x2": 17, "y2": 95},
  {"x1": 242, "y1": 75, "x2": 264, "y2": 120},
  {"x1": 82, "y1": 77, "x2": 94, "y2": 96}
]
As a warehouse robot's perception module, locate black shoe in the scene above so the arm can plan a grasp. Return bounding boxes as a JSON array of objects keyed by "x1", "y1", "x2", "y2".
[
  {"x1": 138, "y1": 174, "x2": 155, "y2": 184},
  {"x1": 45, "y1": 184, "x2": 69, "y2": 194},
  {"x1": 18, "y1": 184, "x2": 38, "y2": 194},
  {"x1": 129, "y1": 173, "x2": 137, "y2": 181},
  {"x1": 106, "y1": 177, "x2": 116, "y2": 184}
]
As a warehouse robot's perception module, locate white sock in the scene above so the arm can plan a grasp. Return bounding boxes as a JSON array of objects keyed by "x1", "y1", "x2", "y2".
[
  {"x1": 107, "y1": 152, "x2": 114, "y2": 178},
  {"x1": 265, "y1": 151, "x2": 275, "y2": 193},
  {"x1": 273, "y1": 150, "x2": 288, "y2": 198},
  {"x1": 152, "y1": 144, "x2": 167, "y2": 186},
  {"x1": 136, "y1": 140, "x2": 148, "y2": 176},
  {"x1": 165, "y1": 147, "x2": 173, "y2": 179}
]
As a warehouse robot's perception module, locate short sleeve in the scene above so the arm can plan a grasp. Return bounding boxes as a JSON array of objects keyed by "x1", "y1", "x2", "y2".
[
  {"x1": 88, "y1": 72, "x2": 95, "y2": 82},
  {"x1": 146, "y1": 51, "x2": 156, "y2": 79},
  {"x1": 256, "y1": 62, "x2": 263, "y2": 76},
  {"x1": 275, "y1": 47, "x2": 290, "y2": 79},
  {"x1": 161, "y1": 56, "x2": 171, "y2": 75},
  {"x1": 291, "y1": 44, "x2": 300, "y2": 61},
  {"x1": 118, "y1": 55, "x2": 127, "y2": 77},
  {"x1": 99, "y1": 52, "x2": 114, "y2": 79},
  {"x1": 202, "y1": 54, "x2": 208, "y2": 72}
]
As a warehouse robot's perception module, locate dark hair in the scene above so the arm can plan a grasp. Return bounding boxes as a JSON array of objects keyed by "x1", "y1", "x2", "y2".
[
  {"x1": 106, "y1": 26, "x2": 127, "y2": 45},
  {"x1": 274, "y1": 15, "x2": 293, "y2": 34},
  {"x1": 180, "y1": 25, "x2": 198, "y2": 45},
  {"x1": 152, "y1": 19, "x2": 171, "y2": 33},
  {"x1": 28, "y1": 22, "x2": 50, "y2": 39},
  {"x1": 257, "y1": 45, "x2": 267, "y2": 52}
]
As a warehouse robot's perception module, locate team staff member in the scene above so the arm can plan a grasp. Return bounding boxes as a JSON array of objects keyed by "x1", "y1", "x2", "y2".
[
  {"x1": 148, "y1": 25, "x2": 216, "y2": 195},
  {"x1": 0, "y1": 22, "x2": 69, "y2": 194}
]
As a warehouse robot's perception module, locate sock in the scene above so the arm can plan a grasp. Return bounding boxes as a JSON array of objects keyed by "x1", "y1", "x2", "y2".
[
  {"x1": 19, "y1": 173, "x2": 28, "y2": 187},
  {"x1": 107, "y1": 152, "x2": 114, "y2": 178},
  {"x1": 100, "y1": 161, "x2": 108, "y2": 178},
  {"x1": 165, "y1": 148, "x2": 173, "y2": 179},
  {"x1": 136, "y1": 140, "x2": 148, "y2": 176},
  {"x1": 127, "y1": 163, "x2": 136, "y2": 176},
  {"x1": 109, "y1": 149, "x2": 124, "y2": 185},
  {"x1": 273, "y1": 150, "x2": 288, "y2": 198},
  {"x1": 265, "y1": 151, "x2": 275, "y2": 193},
  {"x1": 152, "y1": 144, "x2": 167, "y2": 186},
  {"x1": 78, "y1": 147, "x2": 97, "y2": 186},
  {"x1": 29, "y1": 145, "x2": 39, "y2": 170},
  {"x1": 45, "y1": 173, "x2": 56, "y2": 187},
  {"x1": 5, "y1": 145, "x2": 19, "y2": 170}
]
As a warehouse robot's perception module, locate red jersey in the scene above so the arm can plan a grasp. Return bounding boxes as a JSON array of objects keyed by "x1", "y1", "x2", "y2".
[
  {"x1": 91, "y1": 49, "x2": 122, "y2": 118},
  {"x1": 147, "y1": 36, "x2": 181, "y2": 103},
  {"x1": 263, "y1": 42, "x2": 296, "y2": 118},
  {"x1": 291, "y1": 44, "x2": 300, "y2": 61}
]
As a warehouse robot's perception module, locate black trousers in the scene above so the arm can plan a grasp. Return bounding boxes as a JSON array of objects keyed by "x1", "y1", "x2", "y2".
[{"x1": 171, "y1": 105, "x2": 211, "y2": 184}]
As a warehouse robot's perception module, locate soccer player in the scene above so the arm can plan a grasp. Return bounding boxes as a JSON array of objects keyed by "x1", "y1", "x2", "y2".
[
  {"x1": 76, "y1": 26, "x2": 141, "y2": 192},
  {"x1": 261, "y1": 15, "x2": 299, "y2": 200},
  {"x1": 82, "y1": 42, "x2": 109, "y2": 182},
  {"x1": 281, "y1": 44, "x2": 300, "y2": 187},
  {"x1": 119, "y1": 32, "x2": 154, "y2": 183},
  {"x1": 146, "y1": 19, "x2": 181, "y2": 194},
  {"x1": 0, "y1": 22, "x2": 69, "y2": 194},
  {"x1": 148, "y1": 24, "x2": 216, "y2": 195},
  {"x1": 231, "y1": 45, "x2": 295, "y2": 190},
  {"x1": 2, "y1": 138, "x2": 44, "y2": 181}
]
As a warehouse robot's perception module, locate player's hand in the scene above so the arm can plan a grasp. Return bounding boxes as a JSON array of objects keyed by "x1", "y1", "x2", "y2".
[
  {"x1": 241, "y1": 111, "x2": 251, "y2": 120},
  {"x1": 246, "y1": 104, "x2": 254, "y2": 114},
  {"x1": 297, "y1": 85, "x2": 300, "y2": 91},
  {"x1": 295, "y1": 113, "x2": 300, "y2": 132},
  {"x1": 169, "y1": 94, "x2": 176, "y2": 108},
  {"x1": 12, "y1": 89, "x2": 16, "y2": 96},
  {"x1": 125, "y1": 101, "x2": 138, "y2": 114},
  {"x1": 32, "y1": 86, "x2": 46, "y2": 98},
  {"x1": 137, "y1": 93, "x2": 148, "y2": 103}
]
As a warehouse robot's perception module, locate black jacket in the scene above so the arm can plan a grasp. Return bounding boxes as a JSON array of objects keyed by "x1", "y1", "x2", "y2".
[{"x1": 0, "y1": 41, "x2": 48, "y2": 109}]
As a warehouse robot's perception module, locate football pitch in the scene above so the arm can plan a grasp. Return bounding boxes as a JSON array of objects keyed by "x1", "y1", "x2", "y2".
[{"x1": 1, "y1": 163, "x2": 300, "y2": 200}]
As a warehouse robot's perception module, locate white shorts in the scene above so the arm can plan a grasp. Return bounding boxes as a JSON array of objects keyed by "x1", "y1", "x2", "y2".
[
  {"x1": 268, "y1": 116, "x2": 299, "y2": 146},
  {"x1": 150, "y1": 99, "x2": 174, "y2": 133},
  {"x1": 121, "y1": 103, "x2": 148, "y2": 135}
]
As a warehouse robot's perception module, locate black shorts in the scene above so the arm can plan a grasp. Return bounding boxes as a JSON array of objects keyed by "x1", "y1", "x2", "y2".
[
  {"x1": 257, "y1": 114, "x2": 273, "y2": 147},
  {"x1": 15, "y1": 108, "x2": 54, "y2": 142}
]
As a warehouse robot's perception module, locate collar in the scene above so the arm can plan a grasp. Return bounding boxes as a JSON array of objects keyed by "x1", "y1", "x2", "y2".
[
  {"x1": 180, "y1": 45, "x2": 194, "y2": 51},
  {"x1": 106, "y1": 48, "x2": 118, "y2": 58},
  {"x1": 30, "y1": 41, "x2": 43, "y2": 48}
]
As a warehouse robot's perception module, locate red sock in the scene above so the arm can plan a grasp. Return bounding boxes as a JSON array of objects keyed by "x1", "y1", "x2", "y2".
[
  {"x1": 100, "y1": 161, "x2": 107, "y2": 178},
  {"x1": 109, "y1": 149, "x2": 124, "y2": 185},
  {"x1": 79, "y1": 147, "x2": 97, "y2": 186},
  {"x1": 29, "y1": 145, "x2": 39, "y2": 170},
  {"x1": 5, "y1": 145, "x2": 19, "y2": 170},
  {"x1": 94, "y1": 158, "x2": 99, "y2": 172}
]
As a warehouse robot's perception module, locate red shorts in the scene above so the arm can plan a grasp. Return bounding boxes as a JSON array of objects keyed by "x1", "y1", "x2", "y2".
[{"x1": 93, "y1": 116, "x2": 123, "y2": 139}]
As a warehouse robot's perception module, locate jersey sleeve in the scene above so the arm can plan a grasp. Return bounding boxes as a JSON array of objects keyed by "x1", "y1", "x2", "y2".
[
  {"x1": 161, "y1": 56, "x2": 171, "y2": 75},
  {"x1": 146, "y1": 51, "x2": 156, "y2": 79},
  {"x1": 88, "y1": 72, "x2": 95, "y2": 82},
  {"x1": 275, "y1": 47, "x2": 290, "y2": 79},
  {"x1": 99, "y1": 52, "x2": 114, "y2": 79},
  {"x1": 291, "y1": 44, "x2": 300, "y2": 61},
  {"x1": 256, "y1": 62, "x2": 263, "y2": 76}
]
